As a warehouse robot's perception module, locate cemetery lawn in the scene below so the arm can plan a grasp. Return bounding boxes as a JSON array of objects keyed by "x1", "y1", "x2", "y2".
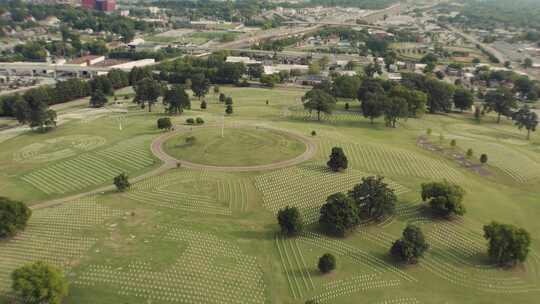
[
  {"x1": 0, "y1": 86, "x2": 540, "y2": 304},
  {"x1": 163, "y1": 127, "x2": 307, "y2": 167}
]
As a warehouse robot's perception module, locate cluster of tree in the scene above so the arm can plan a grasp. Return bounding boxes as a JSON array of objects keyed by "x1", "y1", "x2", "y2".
[
  {"x1": 390, "y1": 224, "x2": 429, "y2": 264},
  {"x1": 319, "y1": 176, "x2": 397, "y2": 236},
  {"x1": 11, "y1": 261, "x2": 69, "y2": 304},
  {"x1": 2, "y1": 87, "x2": 57, "y2": 132},
  {"x1": 1, "y1": 69, "x2": 130, "y2": 121},
  {"x1": 358, "y1": 78, "x2": 428, "y2": 127},
  {"x1": 157, "y1": 52, "x2": 246, "y2": 86},
  {"x1": 421, "y1": 181, "x2": 466, "y2": 218}
]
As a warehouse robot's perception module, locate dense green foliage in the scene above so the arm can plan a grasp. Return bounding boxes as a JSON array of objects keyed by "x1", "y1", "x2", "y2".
[
  {"x1": 277, "y1": 206, "x2": 304, "y2": 236},
  {"x1": 11, "y1": 261, "x2": 69, "y2": 304},
  {"x1": 327, "y1": 147, "x2": 348, "y2": 172},
  {"x1": 157, "y1": 117, "x2": 173, "y2": 131},
  {"x1": 319, "y1": 193, "x2": 359, "y2": 237},
  {"x1": 318, "y1": 253, "x2": 337, "y2": 274},
  {"x1": 0, "y1": 197, "x2": 31, "y2": 238},
  {"x1": 163, "y1": 85, "x2": 191, "y2": 115},
  {"x1": 302, "y1": 89, "x2": 336, "y2": 121},
  {"x1": 390, "y1": 225, "x2": 429, "y2": 264},
  {"x1": 348, "y1": 176, "x2": 397, "y2": 220},
  {"x1": 484, "y1": 222, "x2": 531, "y2": 266},
  {"x1": 513, "y1": 106, "x2": 539, "y2": 140},
  {"x1": 114, "y1": 173, "x2": 130, "y2": 192},
  {"x1": 421, "y1": 181, "x2": 466, "y2": 218}
]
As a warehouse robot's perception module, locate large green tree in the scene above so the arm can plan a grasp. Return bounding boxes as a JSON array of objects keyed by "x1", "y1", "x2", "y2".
[
  {"x1": 134, "y1": 78, "x2": 162, "y2": 112},
  {"x1": 361, "y1": 92, "x2": 384, "y2": 124},
  {"x1": 484, "y1": 87, "x2": 517, "y2": 123},
  {"x1": 319, "y1": 193, "x2": 360, "y2": 237},
  {"x1": 383, "y1": 96, "x2": 408, "y2": 128},
  {"x1": 332, "y1": 75, "x2": 362, "y2": 99},
  {"x1": 191, "y1": 73, "x2": 210, "y2": 100},
  {"x1": 484, "y1": 222, "x2": 531, "y2": 266},
  {"x1": 348, "y1": 176, "x2": 397, "y2": 220},
  {"x1": 388, "y1": 85, "x2": 427, "y2": 117},
  {"x1": 390, "y1": 224, "x2": 429, "y2": 264},
  {"x1": 421, "y1": 181, "x2": 466, "y2": 218},
  {"x1": 425, "y1": 78, "x2": 455, "y2": 113},
  {"x1": 453, "y1": 87, "x2": 475, "y2": 112},
  {"x1": 11, "y1": 261, "x2": 69, "y2": 304},
  {"x1": 327, "y1": 147, "x2": 348, "y2": 172},
  {"x1": 277, "y1": 206, "x2": 304, "y2": 236},
  {"x1": 163, "y1": 85, "x2": 191, "y2": 115},
  {"x1": 512, "y1": 105, "x2": 538, "y2": 140},
  {"x1": 318, "y1": 253, "x2": 336, "y2": 273},
  {"x1": 0, "y1": 197, "x2": 32, "y2": 238},
  {"x1": 302, "y1": 89, "x2": 336, "y2": 121},
  {"x1": 89, "y1": 90, "x2": 107, "y2": 108}
]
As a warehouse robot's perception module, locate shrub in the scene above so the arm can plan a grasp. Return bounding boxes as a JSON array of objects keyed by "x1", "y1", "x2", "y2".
[
  {"x1": 157, "y1": 117, "x2": 172, "y2": 130},
  {"x1": 480, "y1": 154, "x2": 488, "y2": 164},
  {"x1": 318, "y1": 253, "x2": 336, "y2": 273},
  {"x1": 185, "y1": 136, "x2": 196, "y2": 145},
  {"x1": 466, "y1": 148, "x2": 474, "y2": 158},
  {"x1": 200, "y1": 100, "x2": 207, "y2": 109},
  {"x1": 225, "y1": 104, "x2": 233, "y2": 115},
  {"x1": 311, "y1": 130, "x2": 317, "y2": 136},
  {"x1": 195, "y1": 117, "x2": 204, "y2": 124},
  {"x1": 186, "y1": 118, "x2": 195, "y2": 124},
  {"x1": 114, "y1": 173, "x2": 130, "y2": 192}
]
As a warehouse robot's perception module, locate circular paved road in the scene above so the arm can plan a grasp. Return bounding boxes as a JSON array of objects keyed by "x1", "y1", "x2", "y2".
[{"x1": 151, "y1": 124, "x2": 317, "y2": 172}]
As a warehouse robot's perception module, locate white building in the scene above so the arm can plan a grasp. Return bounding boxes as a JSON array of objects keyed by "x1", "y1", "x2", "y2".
[{"x1": 225, "y1": 56, "x2": 261, "y2": 65}]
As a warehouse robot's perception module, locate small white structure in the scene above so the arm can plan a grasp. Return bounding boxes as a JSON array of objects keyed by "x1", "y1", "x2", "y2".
[
  {"x1": 263, "y1": 64, "x2": 309, "y2": 75},
  {"x1": 110, "y1": 59, "x2": 156, "y2": 70}
]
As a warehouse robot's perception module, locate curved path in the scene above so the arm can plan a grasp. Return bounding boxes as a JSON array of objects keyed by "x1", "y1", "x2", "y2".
[
  {"x1": 151, "y1": 124, "x2": 317, "y2": 172},
  {"x1": 30, "y1": 124, "x2": 316, "y2": 210}
]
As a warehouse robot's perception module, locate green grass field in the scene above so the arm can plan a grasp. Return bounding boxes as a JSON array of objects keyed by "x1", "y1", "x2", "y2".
[
  {"x1": 0, "y1": 86, "x2": 539, "y2": 303},
  {"x1": 163, "y1": 127, "x2": 306, "y2": 167}
]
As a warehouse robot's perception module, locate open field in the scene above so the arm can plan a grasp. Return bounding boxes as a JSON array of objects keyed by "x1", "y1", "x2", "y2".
[
  {"x1": 0, "y1": 86, "x2": 540, "y2": 303},
  {"x1": 163, "y1": 127, "x2": 306, "y2": 167}
]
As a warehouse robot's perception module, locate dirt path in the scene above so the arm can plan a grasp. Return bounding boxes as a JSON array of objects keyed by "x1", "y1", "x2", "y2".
[{"x1": 30, "y1": 124, "x2": 316, "y2": 210}]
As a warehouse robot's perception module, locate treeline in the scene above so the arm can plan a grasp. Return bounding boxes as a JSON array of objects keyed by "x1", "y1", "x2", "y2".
[
  {"x1": 156, "y1": 52, "x2": 246, "y2": 85},
  {"x1": 0, "y1": 69, "x2": 130, "y2": 119}
]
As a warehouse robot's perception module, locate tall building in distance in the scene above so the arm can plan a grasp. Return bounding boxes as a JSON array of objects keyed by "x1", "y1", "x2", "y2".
[{"x1": 82, "y1": 0, "x2": 116, "y2": 12}]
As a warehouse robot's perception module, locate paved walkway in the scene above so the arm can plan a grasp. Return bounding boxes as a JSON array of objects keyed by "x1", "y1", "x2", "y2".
[{"x1": 30, "y1": 124, "x2": 316, "y2": 210}]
